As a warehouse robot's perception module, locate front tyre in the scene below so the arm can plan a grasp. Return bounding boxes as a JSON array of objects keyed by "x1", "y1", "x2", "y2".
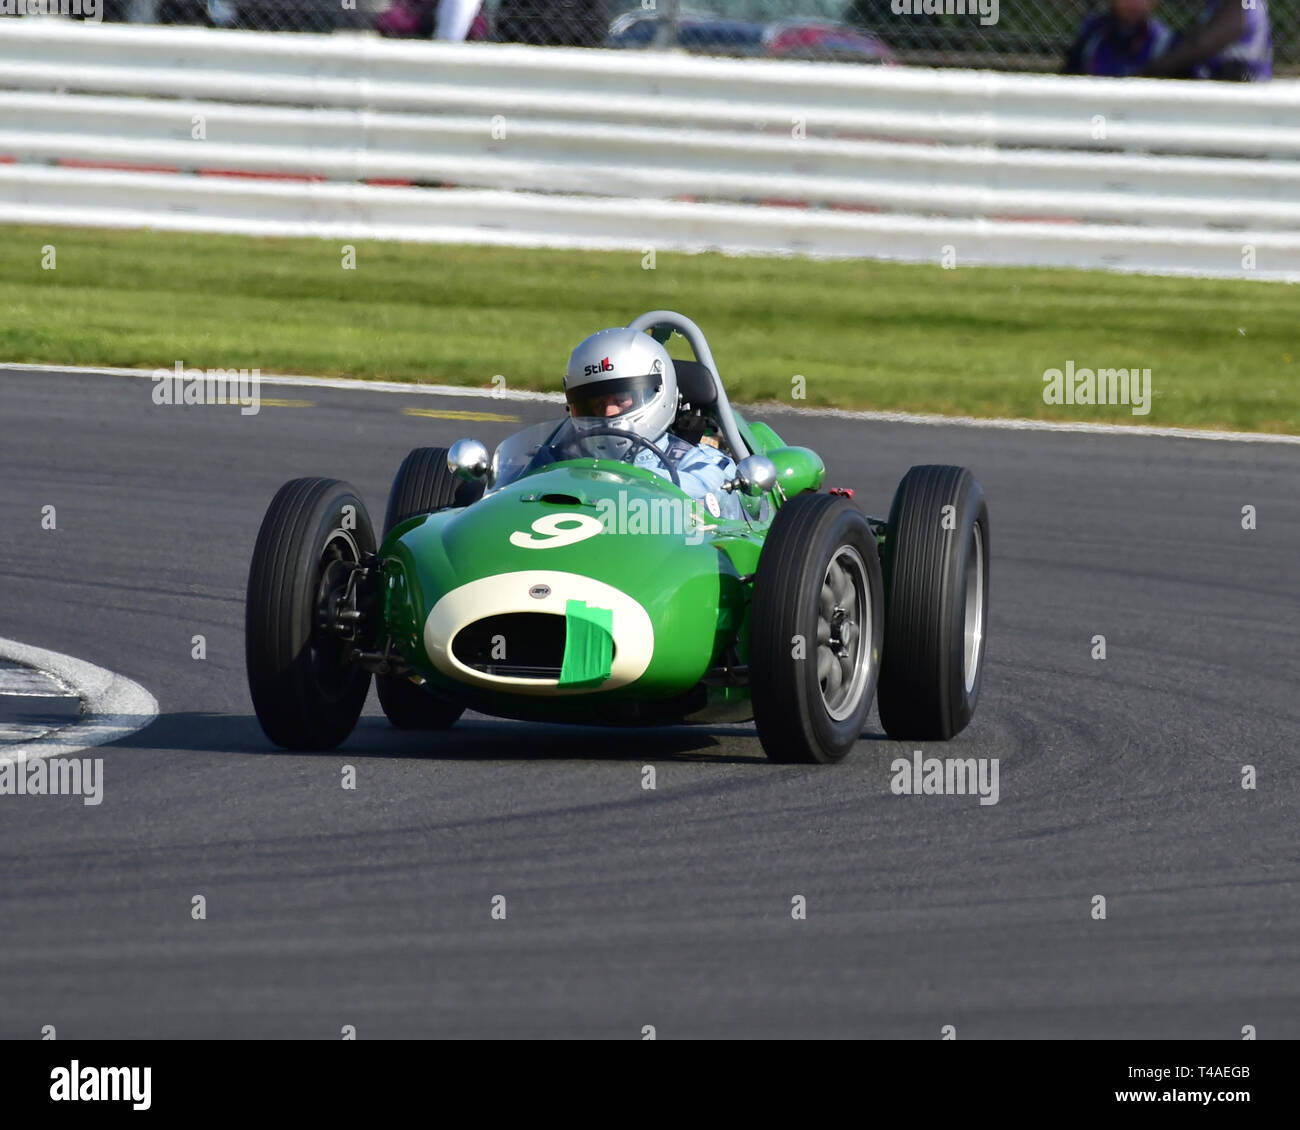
[
  {"x1": 751, "y1": 493, "x2": 884, "y2": 764},
  {"x1": 877, "y1": 465, "x2": 989, "y2": 741},
  {"x1": 246, "y1": 478, "x2": 375, "y2": 750}
]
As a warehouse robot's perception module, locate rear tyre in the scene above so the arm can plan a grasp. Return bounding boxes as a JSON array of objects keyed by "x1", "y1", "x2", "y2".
[
  {"x1": 751, "y1": 493, "x2": 884, "y2": 764},
  {"x1": 246, "y1": 478, "x2": 374, "y2": 750},
  {"x1": 877, "y1": 465, "x2": 989, "y2": 741},
  {"x1": 376, "y1": 674, "x2": 463, "y2": 731},
  {"x1": 376, "y1": 447, "x2": 469, "y2": 730},
  {"x1": 383, "y1": 446, "x2": 482, "y2": 531}
]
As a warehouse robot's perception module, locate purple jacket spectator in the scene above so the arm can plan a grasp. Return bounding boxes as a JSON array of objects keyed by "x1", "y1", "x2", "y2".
[
  {"x1": 1140, "y1": 0, "x2": 1272, "y2": 81},
  {"x1": 1064, "y1": 4, "x2": 1176, "y2": 76},
  {"x1": 1194, "y1": 0, "x2": 1272, "y2": 81}
]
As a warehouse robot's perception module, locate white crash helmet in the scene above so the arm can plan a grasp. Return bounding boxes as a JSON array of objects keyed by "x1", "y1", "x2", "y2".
[{"x1": 563, "y1": 328, "x2": 678, "y2": 444}]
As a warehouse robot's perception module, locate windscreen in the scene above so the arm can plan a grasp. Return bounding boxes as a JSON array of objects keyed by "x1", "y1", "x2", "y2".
[
  {"x1": 489, "y1": 417, "x2": 648, "y2": 492},
  {"x1": 487, "y1": 419, "x2": 564, "y2": 493}
]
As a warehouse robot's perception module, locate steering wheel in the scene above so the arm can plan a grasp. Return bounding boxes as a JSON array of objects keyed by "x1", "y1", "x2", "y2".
[{"x1": 565, "y1": 426, "x2": 681, "y2": 488}]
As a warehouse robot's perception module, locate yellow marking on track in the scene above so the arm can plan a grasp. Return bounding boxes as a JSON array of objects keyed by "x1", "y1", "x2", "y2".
[
  {"x1": 403, "y1": 407, "x2": 520, "y2": 423},
  {"x1": 192, "y1": 397, "x2": 313, "y2": 408}
]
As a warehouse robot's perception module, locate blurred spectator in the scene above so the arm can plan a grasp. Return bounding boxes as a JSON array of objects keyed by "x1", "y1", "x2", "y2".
[
  {"x1": 493, "y1": 0, "x2": 609, "y2": 47},
  {"x1": 1063, "y1": 1, "x2": 1176, "y2": 76},
  {"x1": 436, "y1": 0, "x2": 483, "y2": 39},
  {"x1": 1139, "y1": 1, "x2": 1272, "y2": 80},
  {"x1": 377, "y1": 0, "x2": 486, "y2": 40}
]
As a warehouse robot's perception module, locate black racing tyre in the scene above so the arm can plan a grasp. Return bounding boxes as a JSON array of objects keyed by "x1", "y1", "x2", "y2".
[
  {"x1": 246, "y1": 478, "x2": 375, "y2": 750},
  {"x1": 751, "y1": 493, "x2": 884, "y2": 764},
  {"x1": 877, "y1": 465, "x2": 989, "y2": 741},
  {"x1": 376, "y1": 673, "x2": 463, "y2": 731},
  {"x1": 383, "y1": 446, "x2": 482, "y2": 531},
  {"x1": 376, "y1": 448, "x2": 470, "y2": 730}
]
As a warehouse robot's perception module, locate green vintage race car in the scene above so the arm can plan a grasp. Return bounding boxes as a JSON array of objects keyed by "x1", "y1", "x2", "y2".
[{"x1": 245, "y1": 310, "x2": 989, "y2": 763}]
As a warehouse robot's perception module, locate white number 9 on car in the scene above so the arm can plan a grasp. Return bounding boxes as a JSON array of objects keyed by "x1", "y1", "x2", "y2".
[{"x1": 509, "y1": 512, "x2": 603, "y2": 549}]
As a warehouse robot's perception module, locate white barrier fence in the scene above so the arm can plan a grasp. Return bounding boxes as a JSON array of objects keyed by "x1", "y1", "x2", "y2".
[{"x1": 2, "y1": 20, "x2": 1298, "y2": 279}]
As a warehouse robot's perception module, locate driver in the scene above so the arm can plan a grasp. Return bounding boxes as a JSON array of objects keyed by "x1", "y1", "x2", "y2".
[{"x1": 563, "y1": 327, "x2": 743, "y2": 521}]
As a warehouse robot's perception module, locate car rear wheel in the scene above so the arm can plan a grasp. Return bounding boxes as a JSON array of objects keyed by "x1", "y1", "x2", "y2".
[
  {"x1": 246, "y1": 478, "x2": 374, "y2": 750},
  {"x1": 376, "y1": 447, "x2": 470, "y2": 730},
  {"x1": 751, "y1": 493, "x2": 884, "y2": 763},
  {"x1": 877, "y1": 464, "x2": 989, "y2": 741},
  {"x1": 384, "y1": 445, "x2": 483, "y2": 531}
]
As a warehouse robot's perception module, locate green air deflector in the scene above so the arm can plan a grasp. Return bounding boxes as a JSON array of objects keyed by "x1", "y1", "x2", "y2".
[{"x1": 559, "y1": 600, "x2": 614, "y2": 687}]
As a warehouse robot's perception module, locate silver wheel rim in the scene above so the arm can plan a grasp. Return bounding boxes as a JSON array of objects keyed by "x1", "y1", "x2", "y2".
[
  {"x1": 817, "y1": 545, "x2": 873, "y2": 722},
  {"x1": 962, "y1": 521, "x2": 985, "y2": 695}
]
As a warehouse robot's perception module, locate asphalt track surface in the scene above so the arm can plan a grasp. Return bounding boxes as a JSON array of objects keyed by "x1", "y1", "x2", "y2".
[{"x1": 1, "y1": 367, "x2": 1297, "y2": 1039}]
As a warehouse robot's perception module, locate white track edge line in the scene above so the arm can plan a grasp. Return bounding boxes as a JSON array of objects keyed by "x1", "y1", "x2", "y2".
[{"x1": 2, "y1": 360, "x2": 1297, "y2": 445}]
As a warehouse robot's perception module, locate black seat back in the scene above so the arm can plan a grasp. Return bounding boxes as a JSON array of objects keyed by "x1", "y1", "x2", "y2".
[{"x1": 673, "y1": 359, "x2": 718, "y2": 408}]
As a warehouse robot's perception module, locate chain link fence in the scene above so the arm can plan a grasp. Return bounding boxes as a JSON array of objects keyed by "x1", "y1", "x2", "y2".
[{"x1": 17, "y1": 1, "x2": 1300, "y2": 73}]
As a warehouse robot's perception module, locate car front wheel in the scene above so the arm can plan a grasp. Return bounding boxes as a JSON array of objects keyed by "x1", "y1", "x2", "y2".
[{"x1": 750, "y1": 492, "x2": 884, "y2": 764}]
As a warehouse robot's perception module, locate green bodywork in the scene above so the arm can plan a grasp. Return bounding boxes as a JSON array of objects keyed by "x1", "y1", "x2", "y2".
[{"x1": 378, "y1": 414, "x2": 824, "y2": 725}]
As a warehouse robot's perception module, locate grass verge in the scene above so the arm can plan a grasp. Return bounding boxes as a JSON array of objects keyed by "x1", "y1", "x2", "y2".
[{"x1": 2, "y1": 225, "x2": 1294, "y2": 433}]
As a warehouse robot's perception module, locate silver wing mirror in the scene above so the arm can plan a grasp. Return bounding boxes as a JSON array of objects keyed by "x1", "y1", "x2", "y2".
[
  {"x1": 447, "y1": 438, "x2": 490, "y2": 481},
  {"x1": 724, "y1": 454, "x2": 778, "y2": 497}
]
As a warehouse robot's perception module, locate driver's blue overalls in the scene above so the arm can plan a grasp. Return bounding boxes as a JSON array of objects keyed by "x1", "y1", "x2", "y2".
[{"x1": 631, "y1": 433, "x2": 745, "y2": 521}]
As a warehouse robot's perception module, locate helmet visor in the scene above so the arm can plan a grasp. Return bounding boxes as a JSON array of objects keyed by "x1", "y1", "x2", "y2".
[{"x1": 566, "y1": 373, "x2": 663, "y2": 421}]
